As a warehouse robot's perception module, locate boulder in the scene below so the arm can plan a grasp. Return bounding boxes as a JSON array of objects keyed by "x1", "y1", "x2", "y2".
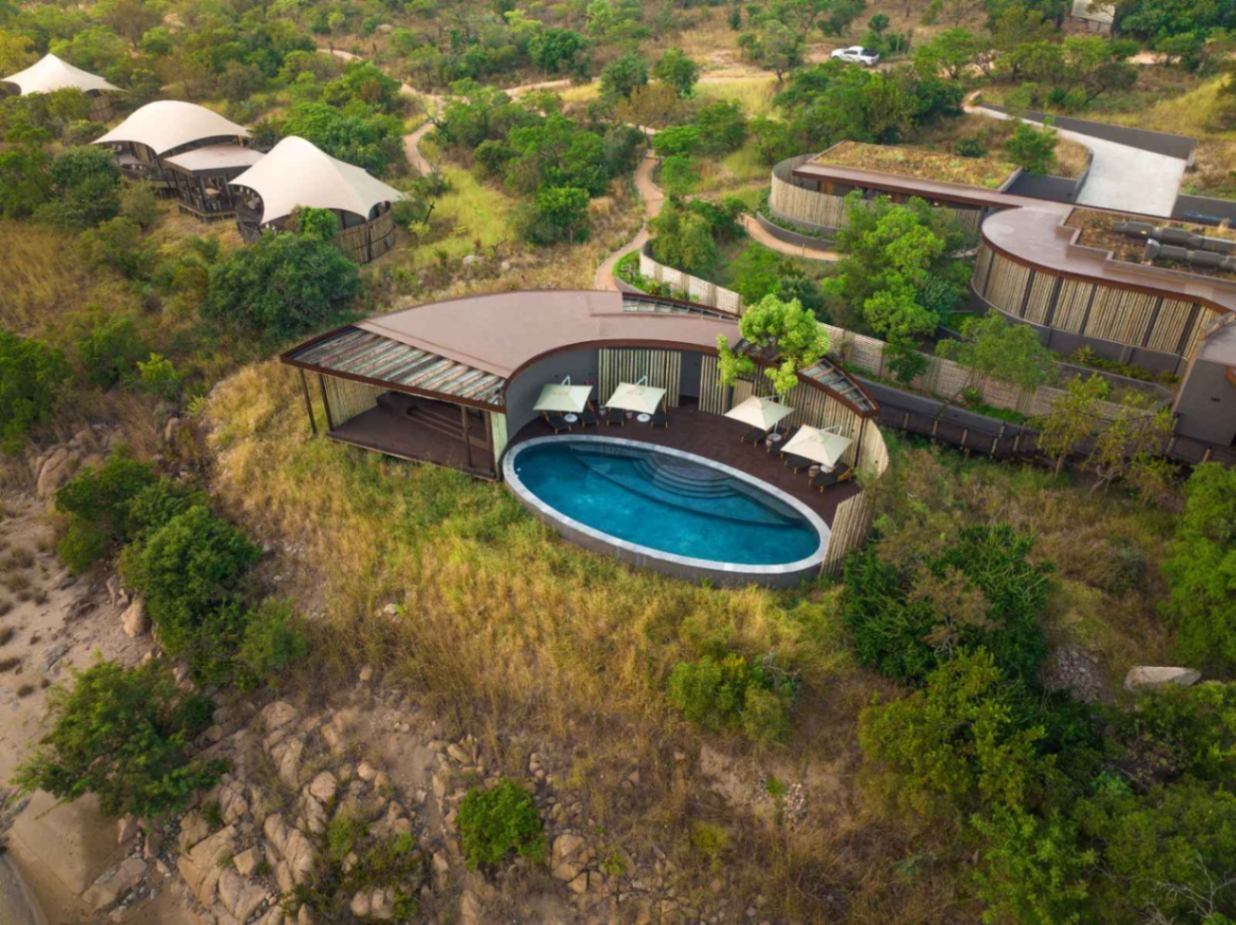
[
  {"x1": 121, "y1": 599, "x2": 149, "y2": 638},
  {"x1": 307, "y1": 771, "x2": 338, "y2": 805},
  {"x1": 82, "y1": 856, "x2": 147, "y2": 912},
  {"x1": 1124, "y1": 666, "x2": 1201, "y2": 692},
  {"x1": 260, "y1": 701, "x2": 299, "y2": 734},
  {"x1": 35, "y1": 446, "x2": 79, "y2": 499},
  {"x1": 178, "y1": 811, "x2": 211, "y2": 853},
  {"x1": 350, "y1": 891, "x2": 371, "y2": 918},
  {"x1": 551, "y1": 833, "x2": 587, "y2": 882},
  {"x1": 116, "y1": 815, "x2": 139, "y2": 846},
  {"x1": 356, "y1": 760, "x2": 377, "y2": 782},
  {"x1": 272, "y1": 737, "x2": 305, "y2": 788},
  {"x1": 177, "y1": 824, "x2": 237, "y2": 907},
  {"x1": 233, "y1": 846, "x2": 261, "y2": 878}
]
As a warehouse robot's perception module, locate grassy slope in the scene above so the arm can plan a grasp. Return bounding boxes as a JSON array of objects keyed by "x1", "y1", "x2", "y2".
[{"x1": 205, "y1": 364, "x2": 1178, "y2": 922}]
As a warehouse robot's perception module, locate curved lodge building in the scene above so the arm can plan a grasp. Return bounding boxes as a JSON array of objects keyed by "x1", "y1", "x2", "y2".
[
  {"x1": 282, "y1": 290, "x2": 890, "y2": 582},
  {"x1": 767, "y1": 145, "x2": 1236, "y2": 449},
  {"x1": 229, "y1": 137, "x2": 402, "y2": 264},
  {"x1": 94, "y1": 100, "x2": 258, "y2": 218}
]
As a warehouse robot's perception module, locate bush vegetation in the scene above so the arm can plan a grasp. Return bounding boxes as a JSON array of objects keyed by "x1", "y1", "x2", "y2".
[
  {"x1": 458, "y1": 779, "x2": 545, "y2": 869},
  {"x1": 14, "y1": 659, "x2": 225, "y2": 818}
]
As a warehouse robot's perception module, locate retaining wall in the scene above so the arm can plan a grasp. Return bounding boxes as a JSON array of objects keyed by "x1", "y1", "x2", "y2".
[{"x1": 638, "y1": 243, "x2": 743, "y2": 314}]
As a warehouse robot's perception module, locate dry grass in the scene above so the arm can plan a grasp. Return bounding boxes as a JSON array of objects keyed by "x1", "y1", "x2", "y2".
[
  {"x1": 815, "y1": 141, "x2": 1019, "y2": 188},
  {"x1": 202, "y1": 359, "x2": 1177, "y2": 921},
  {"x1": 915, "y1": 115, "x2": 1091, "y2": 179},
  {"x1": 0, "y1": 221, "x2": 139, "y2": 336}
]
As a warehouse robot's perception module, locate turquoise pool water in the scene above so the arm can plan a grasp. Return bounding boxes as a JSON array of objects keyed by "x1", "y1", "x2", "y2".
[{"x1": 509, "y1": 439, "x2": 822, "y2": 566}]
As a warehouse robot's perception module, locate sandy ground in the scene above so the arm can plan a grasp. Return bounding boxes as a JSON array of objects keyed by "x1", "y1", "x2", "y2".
[{"x1": 0, "y1": 494, "x2": 155, "y2": 924}]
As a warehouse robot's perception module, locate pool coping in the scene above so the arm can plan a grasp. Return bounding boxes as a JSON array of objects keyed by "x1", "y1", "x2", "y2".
[{"x1": 503, "y1": 435, "x2": 830, "y2": 588}]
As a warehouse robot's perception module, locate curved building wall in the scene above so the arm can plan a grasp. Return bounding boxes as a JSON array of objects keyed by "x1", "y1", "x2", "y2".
[
  {"x1": 973, "y1": 241, "x2": 1216, "y2": 375},
  {"x1": 769, "y1": 156, "x2": 984, "y2": 235}
]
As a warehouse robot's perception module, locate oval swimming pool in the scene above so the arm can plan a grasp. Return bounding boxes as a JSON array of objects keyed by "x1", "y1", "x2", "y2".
[{"x1": 503, "y1": 436, "x2": 828, "y2": 586}]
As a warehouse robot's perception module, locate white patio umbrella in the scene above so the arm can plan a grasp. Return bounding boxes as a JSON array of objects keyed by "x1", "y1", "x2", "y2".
[
  {"x1": 533, "y1": 382, "x2": 593, "y2": 414},
  {"x1": 606, "y1": 380, "x2": 666, "y2": 415},
  {"x1": 724, "y1": 395, "x2": 794, "y2": 432},
  {"x1": 781, "y1": 425, "x2": 853, "y2": 469}
]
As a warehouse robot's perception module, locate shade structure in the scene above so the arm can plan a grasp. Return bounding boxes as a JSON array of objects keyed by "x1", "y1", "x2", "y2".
[
  {"x1": 229, "y1": 136, "x2": 403, "y2": 226},
  {"x1": 533, "y1": 383, "x2": 593, "y2": 414},
  {"x1": 2, "y1": 53, "x2": 118, "y2": 95},
  {"x1": 94, "y1": 100, "x2": 249, "y2": 156},
  {"x1": 606, "y1": 382, "x2": 666, "y2": 415},
  {"x1": 724, "y1": 395, "x2": 794, "y2": 432},
  {"x1": 781, "y1": 425, "x2": 853, "y2": 468}
]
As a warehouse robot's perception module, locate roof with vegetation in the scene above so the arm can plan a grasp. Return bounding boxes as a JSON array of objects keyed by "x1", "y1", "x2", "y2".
[{"x1": 811, "y1": 142, "x2": 1020, "y2": 190}]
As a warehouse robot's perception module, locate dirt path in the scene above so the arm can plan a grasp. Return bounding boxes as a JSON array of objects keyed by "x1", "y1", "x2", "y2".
[
  {"x1": 594, "y1": 154, "x2": 663, "y2": 290},
  {"x1": 739, "y1": 213, "x2": 840, "y2": 261}
]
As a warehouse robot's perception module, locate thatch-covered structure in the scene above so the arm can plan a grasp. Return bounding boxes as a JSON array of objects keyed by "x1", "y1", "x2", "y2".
[{"x1": 229, "y1": 136, "x2": 403, "y2": 264}]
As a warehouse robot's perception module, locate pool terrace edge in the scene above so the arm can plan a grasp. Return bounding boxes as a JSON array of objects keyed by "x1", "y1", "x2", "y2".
[{"x1": 503, "y1": 435, "x2": 830, "y2": 588}]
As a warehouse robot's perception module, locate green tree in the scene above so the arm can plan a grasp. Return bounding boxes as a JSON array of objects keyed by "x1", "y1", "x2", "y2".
[
  {"x1": 282, "y1": 101, "x2": 405, "y2": 175},
  {"x1": 0, "y1": 146, "x2": 52, "y2": 218},
  {"x1": 0, "y1": 330, "x2": 69, "y2": 453},
  {"x1": 1162, "y1": 464, "x2": 1236, "y2": 674},
  {"x1": 119, "y1": 505, "x2": 260, "y2": 675},
  {"x1": 694, "y1": 100, "x2": 747, "y2": 155},
  {"x1": 658, "y1": 154, "x2": 700, "y2": 196},
  {"x1": 14, "y1": 660, "x2": 224, "y2": 818},
  {"x1": 971, "y1": 807, "x2": 1094, "y2": 925},
  {"x1": 936, "y1": 312, "x2": 1057, "y2": 399},
  {"x1": 648, "y1": 200, "x2": 718, "y2": 275},
  {"x1": 236, "y1": 598, "x2": 310, "y2": 690},
  {"x1": 653, "y1": 48, "x2": 699, "y2": 96},
  {"x1": 41, "y1": 145, "x2": 121, "y2": 228},
  {"x1": 913, "y1": 27, "x2": 990, "y2": 80},
  {"x1": 843, "y1": 525, "x2": 1052, "y2": 687},
  {"x1": 741, "y1": 20, "x2": 804, "y2": 83},
  {"x1": 716, "y1": 293, "x2": 830, "y2": 398},
  {"x1": 1032, "y1": 374, "x2": 1107, "y2": 475},
  {"x1": 458, "y1": 780, "x2": 544, "y2": 869},
  {"x1": 600, "y1": 50, "x2": 648, "y2": 100},
  {"x1": 517, "y1": 185, "x2": 590, "y2": 244},
  {"x1": 203, "y1": 232, "x2": 360, "y2": 344},
  {"x1": 858, "y1": 649, "x2": 1054, "y2": 822},
  {"x1": 527, "y1": 28, "x2": 590, "y2": 77},
  {"x1": 1087, "y1": 405, "x2": 1174, "y2": 494},
  {"x1": 1005, "y1": 118, "x2": 1058, "y2": 175}
]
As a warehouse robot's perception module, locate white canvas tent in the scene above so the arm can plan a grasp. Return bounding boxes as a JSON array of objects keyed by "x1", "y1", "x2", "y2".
[
  {"x1": 724, "y1": 395, "x2": 794, "y2": 432},
  {"x1": 94, "y1": 100, "x2": 249, "y2": 156},
  {"x1": 228, "y1": 136, "x2": 403, "y2": 226},
  {"x1": 606, "y1": 381, "x2": 666, "y2": 415},
  {"x1": 533, "y1": 382, "x2": 593, "y2": 414},
  {"x1": 2, "y1": 53, "x2": 118, "y2": 96},
  {"x1": 780, "y1": 425, "x2": 853, "y2": 469}
]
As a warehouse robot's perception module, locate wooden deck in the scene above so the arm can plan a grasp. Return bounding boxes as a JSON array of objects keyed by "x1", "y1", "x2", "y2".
[
  {"x1": 329, "y1": 399, "x2": 497, "y2": 479},
  {"x1": 510, "y1": 400, "x2": 862, "y2": 525}
]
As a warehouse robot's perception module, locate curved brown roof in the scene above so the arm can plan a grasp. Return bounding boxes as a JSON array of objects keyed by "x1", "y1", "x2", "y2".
[
  {"x1": 981, "y1": 206, "x2": 1236, "y2": 317},
  {"x1": 283, "y1": 291, "x2": 879, "y2": 415}
]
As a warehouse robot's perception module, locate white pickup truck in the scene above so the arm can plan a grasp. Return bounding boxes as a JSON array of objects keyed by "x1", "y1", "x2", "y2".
[{"x1": 830, "y1": 46, "x2": 881, "y2": 66}]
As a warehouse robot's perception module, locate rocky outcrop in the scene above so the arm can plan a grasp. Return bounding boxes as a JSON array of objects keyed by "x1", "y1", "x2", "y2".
[{"x1": 121, "y1": 599, "x2": 149, "y2": 638}]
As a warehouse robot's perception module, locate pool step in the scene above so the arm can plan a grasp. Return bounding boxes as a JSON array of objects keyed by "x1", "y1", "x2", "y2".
[{"x1": 635, "y1": 457, "x2": 734, "y2": 499}]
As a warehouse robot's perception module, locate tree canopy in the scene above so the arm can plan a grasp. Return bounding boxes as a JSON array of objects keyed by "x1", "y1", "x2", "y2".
[{"x1": 717, "y1": 293, "x2": 830, "y2": 398}]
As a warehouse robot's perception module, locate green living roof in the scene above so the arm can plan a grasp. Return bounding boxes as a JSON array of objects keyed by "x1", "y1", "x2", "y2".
[{"x1": 812, "y1": 142, "x2": 1020, "y2": 190}]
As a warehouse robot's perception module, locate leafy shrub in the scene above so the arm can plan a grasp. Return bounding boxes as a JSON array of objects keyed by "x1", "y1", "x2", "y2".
[
  {"x1": 203, "y1": 231, "x2": 360, "y2": 344},
  {"x1": 14, "y1": 659, "x2": 224, "y2": 818},
  {"x1": 842, "y1": 525, "x2": 1052, "y2": 687},
  {"x1": 516, "y1": 186, "x2": 590, "y2": 245},
  {"x1": 135, "y1": 353, "x2": 181, "y2": 400},
  {"x1": 119, "y1": 505, "x2": 260, "y2": 677},
  {"x1": 667, "y1": 653, "x2": 795, "y2": 743},
  {"x1": 0, "y1": 330, "x2": 69, "y2": 453},
  {"x1": 56, "y1": 459, "x2": 202, "y2": 574},
  {"x1": 1161, "y1": 464, "x2": 1236, "y2": 675},
  {"x1": 237, "y1": 598, "x2": 310, "y2": 689},
  {"x1": 458, "y1": 779, "x2": 544, "y2": 869},
  {"x1": 39, "y1": 145, "x2": 121, "y2": 228},
  {"x1": 67, "y1": 310, "x2": 149, "y2": 388}
]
